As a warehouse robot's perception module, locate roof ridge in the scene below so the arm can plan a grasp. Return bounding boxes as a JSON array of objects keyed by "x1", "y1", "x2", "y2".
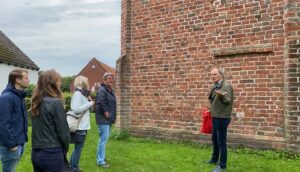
[{"x1": 91, "y1": 57, "x2": 116, "y2": 75}]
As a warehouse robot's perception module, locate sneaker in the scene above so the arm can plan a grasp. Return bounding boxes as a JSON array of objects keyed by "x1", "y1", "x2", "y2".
[
  {"x1": 203, "y1": 159, "x2": 218, "y2": 165},
  {"x1": 212, "y1": 166, "x2": 226, "y2": 172},
  {"x1": 98, "y1": 163, "x2": 110, "y2": 168}
]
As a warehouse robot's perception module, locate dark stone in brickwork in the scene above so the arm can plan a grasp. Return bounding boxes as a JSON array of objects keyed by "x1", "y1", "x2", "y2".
[
  {"x1": 240, "y1": 79, "x2": 254, "y2": 83},
  {"x1": 264, "y1": 0, "x2": 271, "y2": 4},
  {"x1": 255, "y1": 15, "x2": 261, "y2": 19},
  {"x1": 289, "y1": 54, "x2": 300, "y2": 59},
  {"x1": 289, "y1": 40, "x2": 300, "y2": 45},
  {"x1": 284, "y1": 3, "x2": 297, "y2": 10},
  {"x1": 289, "y1": 48, "x2": 298, "y2": 53},
  {"x1": 289, "y1": 44, "x2": 300, "y2": 49},
  {"x1": 288, "y1": 18, "x2": 300, "y2": 22}
]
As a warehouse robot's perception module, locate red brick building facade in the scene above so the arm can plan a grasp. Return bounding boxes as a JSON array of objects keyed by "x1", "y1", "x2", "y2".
[
  {"x1": 70, "y1": 57, "x2": 116, "y2": 92},
  {"x1": 117, "y1": 0, "x2": 300, "y2": 152}
]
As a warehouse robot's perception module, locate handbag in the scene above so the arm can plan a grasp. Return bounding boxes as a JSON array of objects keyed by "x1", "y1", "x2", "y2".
[
  {"x1": 200, "y1": 109, "x2": 212, "y2": 134},
  {"x1": 66, "y1": 110, "x2": 87, "y2": 133}
]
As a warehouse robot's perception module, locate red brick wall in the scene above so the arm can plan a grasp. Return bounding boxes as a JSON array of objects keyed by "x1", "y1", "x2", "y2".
[
  {"x1": 116, "y1": 0, "x2": 133, "y2": 129},
  {"x1": 118, "y1": 0, "x2": 300, "y2": 152},
  {"x1": 70, "y1": 58, "x2": 116, "y2": 92},
  {"x1": 284, "y1": 0, "x2": 300, "y2": 152}
]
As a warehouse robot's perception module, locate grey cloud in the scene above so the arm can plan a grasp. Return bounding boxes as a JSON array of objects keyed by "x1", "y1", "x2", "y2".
[
  {"x1": 0, "y1": 1, "x2": 120, "y2": 29},
  {"x1": 0, "y1": 0, "x2": 120, "y2": 76}
]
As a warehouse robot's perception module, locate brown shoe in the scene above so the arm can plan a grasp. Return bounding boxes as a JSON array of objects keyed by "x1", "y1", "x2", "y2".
[{"x1": 99, "y1": 163, "x2": 110, "y2": 168}]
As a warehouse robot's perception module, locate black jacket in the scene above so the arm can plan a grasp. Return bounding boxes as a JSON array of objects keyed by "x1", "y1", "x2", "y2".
[
  {"x1": 31, "y1": 97, "x2": 69, "y2": 152},
  {"x1": 0, "y1": 84, "x2": 28, "y2": 148},
  {"x1": 95, "y1": 84, "x2": 117, "y2": 125}
]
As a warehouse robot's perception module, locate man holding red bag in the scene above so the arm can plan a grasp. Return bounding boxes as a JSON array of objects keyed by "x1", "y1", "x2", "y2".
[{"x1": 205, "y1": 68, "x2": 234, "y2": 172}]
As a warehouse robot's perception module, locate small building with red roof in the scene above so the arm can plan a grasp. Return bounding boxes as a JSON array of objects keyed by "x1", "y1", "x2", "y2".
[{"x1": 70, "y1": 57, "x2": 116, "y2": 92}]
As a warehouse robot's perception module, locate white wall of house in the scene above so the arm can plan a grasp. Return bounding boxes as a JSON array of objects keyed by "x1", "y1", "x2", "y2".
[{"x1": 0, "y1": 63, "x2": 39, "y2": 92}]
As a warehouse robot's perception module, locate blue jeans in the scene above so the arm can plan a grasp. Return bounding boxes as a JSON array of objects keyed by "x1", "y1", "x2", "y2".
[
  {"x1": 0, "y1": 145, "x2": 24, "y2": 172},
  {"x1": 70, "y1": 131, "x2": 87, "y2": 170},
  {"x1": 211, "y1": 117, "x2": 230, "y2": 169},
  {"x1": 96, "y1": 124, "x2": 111, "y2": 165}
]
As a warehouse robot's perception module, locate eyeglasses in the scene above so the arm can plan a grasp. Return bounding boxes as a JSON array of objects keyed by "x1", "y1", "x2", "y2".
[
  {"x1": 211, "y1": 73, "x2": 219, "y2": 76},
  {"x1": 106, "y1": 77, "x2": 114, "y2": 80}
]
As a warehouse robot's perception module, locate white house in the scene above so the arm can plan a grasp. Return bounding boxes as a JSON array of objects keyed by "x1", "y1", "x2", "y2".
[{"x1": 0, "y1": 31, "x2": 39, "y2": 92}]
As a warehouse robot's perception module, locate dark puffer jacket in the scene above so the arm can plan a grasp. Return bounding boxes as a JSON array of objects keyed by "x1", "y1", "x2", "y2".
[
  {"x1": 95, "y1": 84, "x2": 117, "y2": 125},
  {"x1": 0, "y1": 84, "x2": 28, "y2": 148}
]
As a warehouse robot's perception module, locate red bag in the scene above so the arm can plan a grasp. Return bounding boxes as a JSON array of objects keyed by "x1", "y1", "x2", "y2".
[{"x1": 201, "y1": 109, "x2": 212, "y2": 134}]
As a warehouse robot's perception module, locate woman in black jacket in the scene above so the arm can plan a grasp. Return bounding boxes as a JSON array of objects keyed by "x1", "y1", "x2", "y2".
[{"x1": 30, "y1": 69, "x2": 70, "y2": 172}]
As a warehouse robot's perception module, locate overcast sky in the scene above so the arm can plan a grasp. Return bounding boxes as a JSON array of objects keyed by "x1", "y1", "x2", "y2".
[{"x1": 0, "y1": 0, "x2": 121, "y2": 76}]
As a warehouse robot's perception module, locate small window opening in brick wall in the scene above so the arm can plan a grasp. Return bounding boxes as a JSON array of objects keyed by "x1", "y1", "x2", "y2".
[
  {"x1": 211, "y1": 0, "x2": 270, "y2": 5},
  {"x1": 211, "y1": 44, "x2": 273, "y2": 58}
]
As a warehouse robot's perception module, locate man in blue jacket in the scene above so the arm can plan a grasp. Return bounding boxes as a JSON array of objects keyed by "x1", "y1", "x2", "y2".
[
  {"x1": 0, "y1": 69, "x2": 30, "y2": 172},
  {"x1": 95, "y1": 72, "x2": 116, "y2": 168}
]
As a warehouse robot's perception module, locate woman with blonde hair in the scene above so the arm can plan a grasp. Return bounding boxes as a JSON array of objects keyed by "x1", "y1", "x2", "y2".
[
  {"x1": 69, "y1": 75, "x2": 94, "y2": 172},
  {"x1": 30, "y1": 69, "x2": 70, "y2": 172}
]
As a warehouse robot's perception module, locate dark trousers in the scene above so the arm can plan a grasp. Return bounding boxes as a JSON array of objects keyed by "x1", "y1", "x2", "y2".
[
  {"x1": 70, "y1": 131, "x2": 87, "y2": 170},
  {"x1": 211, "y1": 117, "x2": 230, "y2": 169},
  {"x1": 32, "y1": 147, "x2": 65, "y2": 172}
]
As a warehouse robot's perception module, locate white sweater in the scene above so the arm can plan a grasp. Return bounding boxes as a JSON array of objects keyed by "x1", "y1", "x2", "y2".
[{"x1": 70, "y1": 90, "x2": 93, "y2": 130}]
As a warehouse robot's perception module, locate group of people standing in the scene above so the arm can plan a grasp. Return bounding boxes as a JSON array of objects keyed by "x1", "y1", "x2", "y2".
[
  {"x1": 0, "y1": 67, "x2": 233, "y2": 172},
  {"x1": 0, "y1": 69, "x2": 116, "y2": 172}
]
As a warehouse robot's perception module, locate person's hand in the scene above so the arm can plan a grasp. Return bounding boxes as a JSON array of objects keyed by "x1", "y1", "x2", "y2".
[
  {"x1": 104, "y1": 112, "x2": 110, "y2": 119},
  {"x1": 90, "y1": 100, "x2": 95, "y2": 105},
  {"x1": 214, "y1": 90, "x2": 223, "y2": 97},
  {"x1": 10, "y1": 146, "x2": 18, "y2": 151}
]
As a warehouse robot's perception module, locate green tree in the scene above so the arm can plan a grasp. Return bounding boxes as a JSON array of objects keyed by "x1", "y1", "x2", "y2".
[
  {"x1": 25, "y1": 84, "x2": 36, "y2": 98},
  {"x1": 61, "y1": 76, "x2": 74, "y2": 92}
]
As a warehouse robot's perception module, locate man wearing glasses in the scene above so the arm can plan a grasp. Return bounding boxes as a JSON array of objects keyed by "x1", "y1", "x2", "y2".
[
  {"x1": 95, "y1": 73, "x2": 116, "y2": 168},
  {"x1": 206, "y1": 68, "x2": 234, "y2": 172}
]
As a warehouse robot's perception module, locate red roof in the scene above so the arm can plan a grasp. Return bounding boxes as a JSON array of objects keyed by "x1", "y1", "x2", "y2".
[{"x1": 70, "y1": 57, "x2": 116, "y2": 92}]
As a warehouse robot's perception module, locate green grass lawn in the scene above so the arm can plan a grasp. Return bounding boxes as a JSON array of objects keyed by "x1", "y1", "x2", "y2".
[{"x1": 9, "y1": 114, "x2": 300, "y2": 172}]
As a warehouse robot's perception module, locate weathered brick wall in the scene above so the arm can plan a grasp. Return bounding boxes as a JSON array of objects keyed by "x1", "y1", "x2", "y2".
[
  {"x1": 284, "y1": 0, "x2": 300, "y2": 152},
  {"x1": 116, "y1": 0, "x2": 132, "y2": 129},
  {"x1": 118, "y1": 0, "x2": 299, "y2": 151}
]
